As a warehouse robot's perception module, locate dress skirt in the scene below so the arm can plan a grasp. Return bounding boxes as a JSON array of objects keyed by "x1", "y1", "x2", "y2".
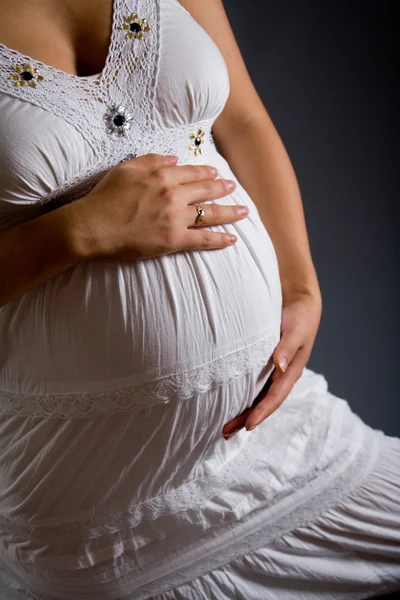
[
  {"x1": 0, "y1": 430, "x2": 399, "y2": 600},
  {"x1": 153, "y1": 432, "x2": 400, "y2": 600}
]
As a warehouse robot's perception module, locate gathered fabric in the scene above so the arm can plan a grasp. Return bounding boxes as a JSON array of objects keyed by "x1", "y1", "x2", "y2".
[{"x1": 152, "y1": 433, "x2": 400, "y2": 600}]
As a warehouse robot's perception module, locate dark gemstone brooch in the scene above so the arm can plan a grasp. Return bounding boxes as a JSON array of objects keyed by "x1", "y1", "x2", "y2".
[
  {"x1": 189, "y1": 128, "x2": 205, "y2": 156},
  {"x1": 120, "y1": 13, "x2": 152, "y2": 40},
  {"x1": 9, "y1": 63, "x2": 45, "y2": 88},
  {"x1": 104, "y1": 105, "x2": 134, "y2": 136}
]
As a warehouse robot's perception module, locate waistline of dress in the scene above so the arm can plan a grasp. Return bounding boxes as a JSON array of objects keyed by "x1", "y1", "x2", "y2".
[
  {"x1": 122, "y1": 119, "x2": 219, "y2": 166},
  {"x1": 0, "y1": 119, "x2": 220, "y2": 233},
  {"x1": 0, "y1": 331, "x2": 280, "y2": 418}
]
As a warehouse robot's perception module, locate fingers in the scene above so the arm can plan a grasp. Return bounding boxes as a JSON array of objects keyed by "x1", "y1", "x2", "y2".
[
  {"x1": 221, "y1": 406, "x2": 253, "y2": 438},
  {"x1": 180, "y1": 228, "x2": 238, "y2": 251},
  {"x1": 123, "y1": 155, "x2": 219, "y2": 188},
  {"x1": 222, "y1": 297, "x2": 320, "y2": 438},
  {"x1": 172, "y1": 164, "x2": 221, "y2": 184},
  {"x1": 272, "y1": 323, "x2": 305, "y2": 374},
  {"x1": 120, "y1": 156, "x2": 248, "y2": 251},
  {"x1": 150, "y1": 162, "x2": 221, "y2": 184},
  {"x1": 121, "y1": 153, "x2": 179, "y2": 169},
  {"x1": 121, "y1": 153, "x2": 228, "y2": 192},
  {"x1": 147, "y1": 163, "x2": 238, "y2": 201},
  {"x1": 180, "y1": 178, "x2": 237, "y2": 208},
  {"x1": 221, "y1": 347, "x2": 308, "y2": 438},
  {"x1": 186, "y1": 202, "x2": 249, "y2": 228},
  {"x1": 244, "y1": 348, "x2": 307, "y2": 430},
  {"x1": 123, "y1": 159, "x2": 247, "y2": 229}
]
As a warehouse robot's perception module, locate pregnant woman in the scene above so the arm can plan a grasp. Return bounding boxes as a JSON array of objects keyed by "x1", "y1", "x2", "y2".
[{"x1": 0, "y1": 0, "x2": 399, "y2": 598}]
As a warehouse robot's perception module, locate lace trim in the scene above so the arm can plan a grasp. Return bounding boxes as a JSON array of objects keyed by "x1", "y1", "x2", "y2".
[
  {"x1": 0, "y1": 409, "x2": 285, "y2": 542},
  {"x1": 0, "y1": 334, "x2": 279, "y2": 418},
  {"x1": 0, "y1": 0, "x2": 160, "y2": 153},
  {"x1": 0, "y1": 397, "x2": 378, "y2": 546}
]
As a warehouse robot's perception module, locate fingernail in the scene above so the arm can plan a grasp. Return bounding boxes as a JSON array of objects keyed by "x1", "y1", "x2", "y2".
[
  {"x1": 228, "y1": 234, "x2": 237, "y2": 244},
  {"x1": 222, "y1": 428, "x2": 239, "y2": 440},
  {"x1": 227, "y1": 180, "x2": 236, "y2": 190},
  {"x1": 279, "y1": 356, "x2": 288, "y2": 372},
  {"x1": 246, "y1": 423, "x2": 257, "y2": 431},
  {"x1": 238, "y1": 206, "x2": 249, "y2": 216}
]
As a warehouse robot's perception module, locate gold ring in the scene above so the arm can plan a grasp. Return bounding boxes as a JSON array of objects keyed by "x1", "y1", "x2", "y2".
[{"x1": 195, "y1": 205, "x2": 205, "y2": 226}]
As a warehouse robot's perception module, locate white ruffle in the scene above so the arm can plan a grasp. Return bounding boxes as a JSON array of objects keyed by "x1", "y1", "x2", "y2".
[
  {"x1": 0, "y1": 370, "x2": 387, "y2": 600},
  {"x1": 152, "y1": 433, "x2": 400, "y2": 600}
]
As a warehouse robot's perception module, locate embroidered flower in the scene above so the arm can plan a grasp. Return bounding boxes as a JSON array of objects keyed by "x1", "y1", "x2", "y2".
[
  {"x1": 189, "y1": 128, "x2": 205, "y2": 156},
  {"x1": 103, "y1": 105, "x2": 134, "y2": 136},
  {"x1": 9, "y1": 63, "x2": 44, "y2": 88},
  {"x1": 119, "y1": 13, "x2": 152, "y2": 40}
]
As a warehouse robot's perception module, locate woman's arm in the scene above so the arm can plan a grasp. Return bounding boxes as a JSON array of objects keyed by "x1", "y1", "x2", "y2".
[
  {"x1": 216, "y1": 113, "x2": 323, "y2": 432},
  {"x1": 181, "y1": 0, "x2": 320, "y2": 298},
  {"x1": 0, "y1": 202, "x2": 93, "y2": 308},
  {"x1": 180, "y1": 0, "x2": 322, "y2": 435},
  {"x1": 215, "y1": 111, "x2": 321, "y2": 301}
]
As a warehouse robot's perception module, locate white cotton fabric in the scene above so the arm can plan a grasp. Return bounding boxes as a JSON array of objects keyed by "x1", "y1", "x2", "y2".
[
  {"x1": 0, "y1": 0, "x2": 399, "y2": 598},
  {"x1": 151, "y1": 434, "x2": 400, "y2": 600}
]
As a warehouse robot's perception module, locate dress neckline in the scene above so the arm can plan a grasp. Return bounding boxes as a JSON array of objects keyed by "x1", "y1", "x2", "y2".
[{"x1": 0, "y1": 0, "x2": 118, "y2": 84}]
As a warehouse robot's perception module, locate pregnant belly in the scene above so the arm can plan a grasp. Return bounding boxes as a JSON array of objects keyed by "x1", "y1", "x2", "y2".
[
  {"x1": 0, "y1": 154, "x2": 282, "y2": 408},
  {"x1": 0, "y1": 156, "x2": 284, "y2": 561}
]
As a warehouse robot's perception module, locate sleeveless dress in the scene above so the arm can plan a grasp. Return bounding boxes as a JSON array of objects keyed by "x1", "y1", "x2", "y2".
[{"x1": 0, "y1": 1, "x2": 399, "y2": 598}]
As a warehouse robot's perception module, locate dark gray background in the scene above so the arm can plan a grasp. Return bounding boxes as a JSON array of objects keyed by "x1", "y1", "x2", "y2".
[{"x1": 226, "y1": 1, "x2": 399, "y2": 436}]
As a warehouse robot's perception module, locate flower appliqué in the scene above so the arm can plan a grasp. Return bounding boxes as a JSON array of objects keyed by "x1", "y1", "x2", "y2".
[
  {"x1": 9, "y1": 63, "x2": 44, "y2": 88},
  {"x1": 189, "y1": 128, "x2": 205, "y2": 156},
  {"x1": 104, "y1": 105, "x2": 134, "y2": 136},
  {"x1": 119, "y1": 13, "x2": 152, "y2": 40}
]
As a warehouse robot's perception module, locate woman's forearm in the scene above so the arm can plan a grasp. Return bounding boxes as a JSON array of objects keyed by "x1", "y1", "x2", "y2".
[
  {"x1": 0, "y1": 202, "x2": 94, "y2": 307},
  {"x1": 213, "y1": 112, "x2": 321, "y2": 301}
]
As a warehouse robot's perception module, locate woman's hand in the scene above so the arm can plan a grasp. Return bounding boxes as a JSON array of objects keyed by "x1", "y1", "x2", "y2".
[
  {"x1": 75, "y1": 153, "x2": 250, "y2": 261},
  {"x1": 221, "y1": 289, "x2": 322, "y2": 439}
]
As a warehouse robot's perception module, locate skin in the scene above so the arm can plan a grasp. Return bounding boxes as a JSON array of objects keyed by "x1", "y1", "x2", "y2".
[{"x1": 0, "y1": 0, "x2": 323, "y2": 436}]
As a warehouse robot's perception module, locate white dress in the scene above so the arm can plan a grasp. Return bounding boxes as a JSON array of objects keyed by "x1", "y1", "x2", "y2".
[{"x1": 0, "y1": 1, "x2": 399, "y2": 599}]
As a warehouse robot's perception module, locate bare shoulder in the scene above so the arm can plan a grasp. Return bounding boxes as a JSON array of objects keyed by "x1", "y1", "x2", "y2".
[{"x1": 178, "y1": 0, "x2": 267, "y2": 129}]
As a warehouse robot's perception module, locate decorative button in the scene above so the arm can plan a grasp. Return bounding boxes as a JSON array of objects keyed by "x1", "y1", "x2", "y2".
[
  {"x1": 189, "y1": 128, "x2": 205, "y2": 156},
  {"x1": 104, "y1": 105, "x2": 134, "y2": 136},
  {"x1": 120, "y1": 13, "x2": 152, "y2": 40},
  {"x1": 9, "y1": 63, "x2": 45, "y2": 88}
]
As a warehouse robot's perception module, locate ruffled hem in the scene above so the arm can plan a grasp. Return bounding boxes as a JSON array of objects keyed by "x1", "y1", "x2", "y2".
[
  {"x1": 0, "y1": 424, "x2": 382, "y2": 600},
  {"x1": 0, "y1": 371, "x2": 354, "y2": 544},
  {"x1": 0, "y1": 371, "x2": 388, "y2": 600},
  {"x1": 131, "y1": 426, "x2": 382, "y2": 599},
  {"x1": 153, "y1": 434, "x2": 400, "y2": 600}
]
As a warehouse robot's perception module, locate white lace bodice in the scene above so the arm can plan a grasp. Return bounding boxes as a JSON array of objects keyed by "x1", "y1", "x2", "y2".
[{"x1": 0, "y1": 0, "x2": 229, "y2": 231}]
